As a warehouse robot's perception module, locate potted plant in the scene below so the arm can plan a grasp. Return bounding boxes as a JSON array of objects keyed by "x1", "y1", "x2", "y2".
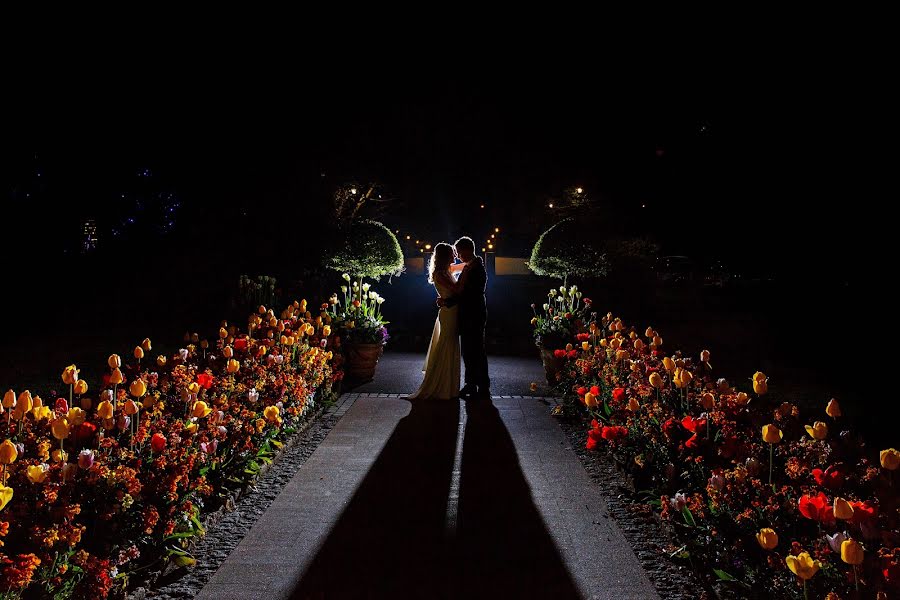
[
  {"x1": 530, "y1": 286, "x2": 592, "y2": 384},
  {"x1": 326, "y1": 219, "x2": 403, "y2": 381}
]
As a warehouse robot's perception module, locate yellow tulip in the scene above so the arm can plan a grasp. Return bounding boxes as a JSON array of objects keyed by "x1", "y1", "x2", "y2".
[
  {"x1": 129, "y1": 379, "x2": 147, "y2": 398},
  {"x1": 323, "y1": 325, "x2": 332, "y2": 337},
  {"x1": 880, "y1": 448, "x2": 900, "y2": 470},
  {"x1": 0, "y1": 440, "x2": 18, "y2": 464},
  {"x1": 826, "y1": 398, "x2": 841, "y2": 418},
  {"x1": 32, "y1": 395, "x2": 43, "y2": 408},
  {"x1": 184, "y1": 422, "x2": 198, "y2": 434},
  {"x1": 840, "y1": 539, "x2": 864, "y2": 565},
  {"x1": 645, "y1": 326, "x2": 654, "y2": 338},
  {"x1": 627, "y1": 397, "x2": 640, "y2": 412},
  {"x1": 219, "y1": 327, "x2": 228, "y2": 339},
  {"x1": 762, "y1": 424, "x2": 782, "y2": 444},
  {"x1": 834, "y1": 497, "x2": 854, "y2": 520},
  {"x1": 2, "y1": 390, "x2": 15, "y2": 408},
  {"x1": 804, "y1": 421, "x2": 828, "y2": 440},
  {"x1": 583, "y1": 341, "x2": 591, "y2": 351},
  {"x1": 584, "y1": 392, "x2": 599, "y2": 409},
  {"x1": 226, "y1": 359, "x2": 240, "y2": 374},
  {"x1": 141, "y1": 337, "x2": 152, "y2": 351},
  {"x1": 609, "y1": 338, "x2": 621, "y2": 350},
  {"x1": 61, "y1": 364, "x2": 79, "y2": 385},
  {"x1": 73, "y1": 379, "x2": 88, "y2": 395},
  {"x1": 31, "y1": 406, "x2": 52, "y2": 421},
  {"x1": 599, "y1": 339, "x2": 608, "y2": 348},
  {"x1": 756, "y1": 528, "x2": 778, "y2": 550},
  {"x1": 615, "y1": 350, "x2": 629, "y2": 362},
  {"x1": 67, "y1": 407, "x2": 86, "y2": 426},
  {"x1": 530, "y1": 317, "x2": 537, "y2": 326},
  {"x1": 51, "y1": 418, "x2": 70, "y2": 440},
  {"x1": 652, "y1": 335, "x2": 663, "y2": 347},
  {"x1": 753, "y1": 380, "x2": 768, "y2": 395},
  {"x1": 649, "y1": 372, "x2": 663, "y2": 389},
  {"x1": 187, "y1": 382, "x2": 200, "y2": 395},
  {"x1": 17, "y1": 391, "x2": 33, "y2": 414},
  {"x1": 157, "y1": 355, "x2": 167, "y2": 367},
  {"x1": 0, "y1": 485, "x2": 12, "y2": 511},
  {"x1": 26, "y1": 464, "x2": 49, "y2": 484},
  {"x1": 634, "y1": 339, "x2": 644, "y2": 350},
  {"x1": 108, "y1": 354, "x2": 121, "y2": 369},
  {"x1": 192, "y1": 401, "x2": 212, "y2": 418},
  {"x1": 785, "y1": 552, "x2": 821, "y2": 580},
  {"x1": 264, "y1": 405, "x2": 280, "y2": 422},
  {"x1": 51, "y1": 449, "x2": 68, "y2": 463},
  {"x1": 753, "y1": 371, "x2": 767, "y2": 383},
  {"x1": 735, "y1": 392, "x2": 750, "y2": 405},
  {"x1": 123, "y1": 400, "x2": 139, "y2": 416},
  {"x1": 223, "y1": 345, "x2": 234, "y2": 359},
  {"x1": 662, "y1": 357, "x2": 676, "y2": 373},
  {"x1": 97, "y1": 400, "x2": 115, "y2": 420},
  {"x1": 134, "y1": 346, "x2": 144, "y2": 360},
  {"x1": 109, "y1": 368, "x2": 124, "y2": 385}
]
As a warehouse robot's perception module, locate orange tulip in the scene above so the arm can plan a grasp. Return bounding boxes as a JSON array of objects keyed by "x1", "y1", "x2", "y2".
[
  {"x1": 123, "y1": 400, "x2": 139, "y2": 416},
  {"x1": 662, "y1": 357, "x2": 676, "y2": 373},
  {"x1": 2, "y1": 390, "x2": 15, "y2": 409},
  {"x1": 141, "y1": 337, "x2": 152, "y2": 351},
  {"x1": 61, "y1": 364, "x2": 79, "y2": 385},
  {"x1": 840, "y1": 539, "x2": 864, "y2": 565},
  {"x1": 97, "y1": 400, "x2": 115, "y2": 420},
  {"x1": 649, "y1": 372, "x2": 663, "y2": 389},
  {"x1": 0, "y1": 440, "x2": 18, "y2": 464},
  {"x1": 51, "y1": 417, "x2": 70, "y2": 440},
  {"x1": 108, "y1": 354, "x2": 121, "y2": 369},
  {"x1": 880, "y1": 448, "x2": 900, "y2": 470},
  {"x1": 834, "y1": 497, "x2": 854, "y2": 520},
  {"x1": 73, "y1": 379, "x2": 88, "y2": 395},
  {"x1": 134, "y1": 346, "x2": 144, "y2": 360},
  {"x1": 762, "y1": 424, "x2": 782, "y2": 444},
  {"x1": 226, "y1": 359, "x2": 240, "y2": 374},
  {"x1": 157, "y1": 355, "x2": 167, "y2": 367},
  {"x1": 109, "y1": 368, "x2": 124, "y2": 385},
  {"x1": 756, "y1": 528, "x2": 778, "y2": 550},
  {"x1": 129, "y1": 379, "x2": 147, "y2": 398},
  {"x1": 826, "y1": 398, "x2": 841, "y2": 418}
]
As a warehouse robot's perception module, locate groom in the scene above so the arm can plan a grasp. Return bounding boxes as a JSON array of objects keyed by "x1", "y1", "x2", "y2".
[{"x1": 439, "y1": 236, "x2": 490, "y2": 398}]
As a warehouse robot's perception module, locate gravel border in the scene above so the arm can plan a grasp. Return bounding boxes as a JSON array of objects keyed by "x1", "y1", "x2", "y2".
[
  {"x1": 128, "y1": 393, "x2": 358, "y2": 600},
  {"x1": 556, "y1": 411, "x2": 705, "y2": 600}
]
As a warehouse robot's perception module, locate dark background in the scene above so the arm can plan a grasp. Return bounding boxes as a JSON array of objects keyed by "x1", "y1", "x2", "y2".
[{"x1": 1, "y1": 57, "x2": 895, "y2": 441}]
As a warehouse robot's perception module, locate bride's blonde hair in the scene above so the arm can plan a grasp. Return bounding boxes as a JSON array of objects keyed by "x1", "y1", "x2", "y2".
[{"x1": 428, "y1": 243, "x2": 455, "y2": 284}]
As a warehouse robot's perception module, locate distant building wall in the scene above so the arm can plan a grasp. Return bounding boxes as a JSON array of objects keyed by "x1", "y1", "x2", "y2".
[
  {"x1": 495, "y1": 257, "x2": 530, "y2": 276},
  {"x1": 411, "y1": 254, "x2": 533, "y2": 278}
]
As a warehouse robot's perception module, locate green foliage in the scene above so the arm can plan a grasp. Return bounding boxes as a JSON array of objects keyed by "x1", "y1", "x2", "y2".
[
  {"x1": 327, "y1": 219, "x2": 404, "y2": 279},
  {"x1": 527, "y1": 218, "x2": 609, "y2": 281}
]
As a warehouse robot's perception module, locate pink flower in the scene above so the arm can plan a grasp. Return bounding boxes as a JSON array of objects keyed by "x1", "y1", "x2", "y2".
[
  {"x1": 708, "y1": 471, "x2": 724, "y2": 492},
  {"x1": 78, "y1": 449, "x2": 95, "y2": 469},
  {"x1": 200, "y1": 440, "x2": 218, "y2": 454}
]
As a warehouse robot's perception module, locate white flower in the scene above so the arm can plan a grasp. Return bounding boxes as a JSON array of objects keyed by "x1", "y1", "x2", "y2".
[
  {"x1": 376, "y1": 297, "x2": 385, "y2": 305},
  {"x1": 340, "y1": 286, "x2": 347, "y2": 293},
  {"x1": 368, "y1": 291, "x2": 376, "y2": 299},
  {"x1": 248, "y1": 389, "x2": 259, "y2": 402},
  {"x1": 342, "y1": 273, "x2": 351, "y2": 282},
  {"x1": 549, "y1": 289, "x2": 557, "y2": 297},
  {"x1": 179, "y1": 348, "x2": 189, "y2": 361},
  {"x1": 362, "y1": 283, "x2": 371, "y2": 292},
  {"x1": 826, "y1": 531, "x2": 848, "y2": 553},
  {"x1": 543, "y1": 303, "x2": 550, "y2": 311},
  {"x1": 559, "y1": 286, "x2": 567, "y2": 295},
  {"x1": 352, "y1": 281, "x2": 359, "y2": 289},
  {"x1": 274, "y1": 355, "x2": 284, "y2": 365},
  {"x1": 670, "y1": 492, "x2": 688, "y2": 511}
]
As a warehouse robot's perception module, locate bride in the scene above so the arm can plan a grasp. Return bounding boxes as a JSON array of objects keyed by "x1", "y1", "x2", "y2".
[{"x1": 407, "y1": 242, "x2": 468, "y2": 400}]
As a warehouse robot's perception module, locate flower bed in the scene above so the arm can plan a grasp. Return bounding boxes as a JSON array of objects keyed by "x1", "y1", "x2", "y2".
[
  {"x1": 0, "y1": 301, "x2": 340, "y2": 598},
  {"x1": 535, "y1": 288, "x2": 899, "y2": 599}
]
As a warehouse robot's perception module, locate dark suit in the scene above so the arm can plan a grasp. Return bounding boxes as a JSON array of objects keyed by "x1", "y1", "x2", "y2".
[{"x1": 446, "y1": 256, "x2": 490, "y2": 390}]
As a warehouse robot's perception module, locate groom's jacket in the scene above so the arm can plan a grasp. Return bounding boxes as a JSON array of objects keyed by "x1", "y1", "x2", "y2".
[{"x1": 445, "y1": 256, "x2": 487, "y2": 321}]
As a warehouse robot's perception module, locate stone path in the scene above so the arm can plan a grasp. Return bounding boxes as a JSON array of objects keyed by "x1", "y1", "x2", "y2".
[{"x1": 196, "y1": 357, "x2": 658, "y2": 599}]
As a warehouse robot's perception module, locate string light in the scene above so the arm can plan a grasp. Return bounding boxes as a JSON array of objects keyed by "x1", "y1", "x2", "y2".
[
  {"x1": 406, "y1": 235, "x2": 411, "y2": 240},
  {"x1": 490, "y1": 234, "x2": 495, "y2": 239},
  {"x1": 480, "y1": 204, "x2": 485, "y2": 209},
  {"x1": 487, "y1": 243, "x2": 493, "y2": 250},
  {"x1": 494, "y1": 228, "x2": 499, "y2": 233},
  {"x1": 576, "y1": 187, "x2": 583, "y2": 194},
  {"x1": 548, "y1": 203, "x2": 554, "y2": 208},
  {"x1": 424, "y1": 244, "x2": 432, "y2": 250}
]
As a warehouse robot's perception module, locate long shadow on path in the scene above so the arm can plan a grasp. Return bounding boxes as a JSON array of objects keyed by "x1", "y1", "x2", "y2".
[{"x1": 291, "y1": 398, "x2": 580, "y2": 599}]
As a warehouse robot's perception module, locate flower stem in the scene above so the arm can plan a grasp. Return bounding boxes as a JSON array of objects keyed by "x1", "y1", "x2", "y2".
[
  {"x1": 769, "y1": 444, "x2": 774, "y2": 487},
  {"x1": 803, "y1": 580, "x2": 807, "y2": 600}
]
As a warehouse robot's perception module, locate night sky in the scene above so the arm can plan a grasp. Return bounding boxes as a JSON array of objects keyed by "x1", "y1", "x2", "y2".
[{"x1": 3, "y1": 65, "x2": 892, "y2": 288}]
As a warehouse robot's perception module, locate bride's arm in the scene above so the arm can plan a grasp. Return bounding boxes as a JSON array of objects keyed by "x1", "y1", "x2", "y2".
[
  {"x1": 436, "y1": 271, "x2": 464, "y2": 296},
  {"x1": 449, "y1": 262, "x2": 466, "y2": 274}
]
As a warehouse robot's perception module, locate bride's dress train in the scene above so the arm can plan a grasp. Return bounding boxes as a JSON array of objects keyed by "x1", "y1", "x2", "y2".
[{"x1": 408, "y1": 278, "x2": 460, "y2": 400}]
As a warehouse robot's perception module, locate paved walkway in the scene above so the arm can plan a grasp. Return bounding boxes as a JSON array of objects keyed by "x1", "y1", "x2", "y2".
[{"x1": 197, "y1": 355, "x2": 658, "y2": 600}]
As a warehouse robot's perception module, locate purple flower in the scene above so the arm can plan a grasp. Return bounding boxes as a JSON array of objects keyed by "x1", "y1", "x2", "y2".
[{"x1": 826, "y1": 531, "x2": 847, "y2": 553}]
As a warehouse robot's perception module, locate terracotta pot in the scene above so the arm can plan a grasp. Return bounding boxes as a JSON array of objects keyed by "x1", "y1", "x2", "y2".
[
  {"x1": 344, "y1": 342, "x2": 384, "y2": 382},
  {"x1": 539, "y1": 346, "x2": 565, "y2": 385}
]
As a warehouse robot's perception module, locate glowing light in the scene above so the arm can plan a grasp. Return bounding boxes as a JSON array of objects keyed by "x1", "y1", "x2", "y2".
[
  {"x1": 482, "y1": 247, "x2": 486, "y2": 252},
  {"x1": 576, "y1": 187, "x2": 583, "y2": 194},
  {"x1": 406, "y1": 235, "x2": 411, "y2": 240},
  {"x1": 487, "y1": 243, "x2": 493, "y2": 249},
  {"x1": 415, "y1": 240, "x2": 419, "y2": 244},
  {"x1": 490, "y1": 234, "x2": 495, "y2": 239},
  {"x1": 494, "y1": 228, "x2": 499, "y2": 233},
  {"x1": 350, "y1": 187, "x2": 357, "y2": 195},
  {"x1": 480, "y1": 204, "x2": 485, "y2": 208},
  {"x1": 548, "y1": 203, "x2": 554, "y2": 208},
  {"x1": 424, "y1": 244, "x2": 432, "y2": 250}
]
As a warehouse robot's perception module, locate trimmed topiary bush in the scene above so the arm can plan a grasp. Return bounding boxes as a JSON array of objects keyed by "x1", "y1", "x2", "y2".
[{"x1": 527, "y1": 218, "x2": 609, "y2": 284}]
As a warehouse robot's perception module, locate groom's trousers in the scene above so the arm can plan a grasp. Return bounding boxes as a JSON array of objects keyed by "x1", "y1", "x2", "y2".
[{"x1": 460, "y1": 309, "x2": 490, "y2": 390}]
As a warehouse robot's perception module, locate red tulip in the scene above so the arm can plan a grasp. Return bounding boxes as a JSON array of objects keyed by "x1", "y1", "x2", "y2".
[
  {"x1": 589, "y1": 386, "x2": 601, "y2": 396},
  {"x1": 811, "y1": 466, "x2": 844, "y2": 489},
  {"x1": 54, "y1": 397, "x2": 69, "y2": 413},
  {"x1": 681, "y1": 416, "x2": 707, "y2": 434},
  {"x1": 850, "y1": 500, "x2": 877, "y2": 524},
  {"x1": 576, "y1": 387, "x2": 587, "y2": 396},
  {"x1": 151, "y1": 433, "x2": 166, "y2": 453},
  {"x1": 553, "y1": 349, "x2": 566, "y2": 359},
  {"x1": 234, "y1": 338, "x2": 248, "y2": 351},
  {"x1": 197, "y1": 373, "x2": 214, "y2": 390},
  {"x1": 685, "y1": 434, "x2": 700, "y2": 449},
  {"x1": 798, "y1": 492, "x2": 835, "y2": 523},
  {"x1": 600, "y1": 425, "x2": 628, "y2": 442},
  {"x1": 586, "y1": 428, "x2": 603, "y2": 451},
  {"x1": 612, "y1": 388, "x2": 625, "y2": 403},
  {"x1": 75, "y1": 422, "x2": 97, "y2": 443}
]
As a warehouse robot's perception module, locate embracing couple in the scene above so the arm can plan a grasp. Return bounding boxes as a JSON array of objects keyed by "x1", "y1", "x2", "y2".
[{"x1": 407, "y1": 236, "x2": 490, "y2": 401}]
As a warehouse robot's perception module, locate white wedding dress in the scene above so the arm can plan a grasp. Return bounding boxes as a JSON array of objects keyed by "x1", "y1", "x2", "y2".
[{"x1": 407, "y1": 276, "x2": 461, "y2": 400}]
